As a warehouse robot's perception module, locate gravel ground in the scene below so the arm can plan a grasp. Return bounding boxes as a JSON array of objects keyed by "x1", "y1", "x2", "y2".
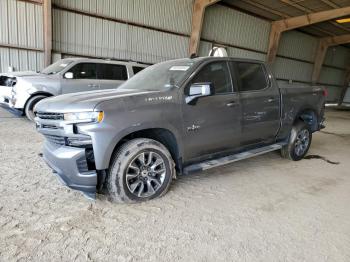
[{"x1": 0, "y1": 106, "x2": 349, "y2": 262}]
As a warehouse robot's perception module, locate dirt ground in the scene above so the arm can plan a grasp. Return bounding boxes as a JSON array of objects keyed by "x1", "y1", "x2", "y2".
[{"x1": 0, "y1": 106, "x2": 349, "y2": 262}]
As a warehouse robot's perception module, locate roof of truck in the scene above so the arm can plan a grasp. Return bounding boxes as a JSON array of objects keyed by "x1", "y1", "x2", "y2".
[
  {"x1": 58, "y1": 56, "x2": 266, "y2": 69},
  {"x1": 191, "y1": 56, "x2": 266, "y2": 64},
  {"x1": 58, "y1": 57, "x2": 149, "y2": 67}
]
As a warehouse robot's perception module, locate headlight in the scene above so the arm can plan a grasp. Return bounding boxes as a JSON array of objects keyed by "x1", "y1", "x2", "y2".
[{"x1": 64, "y1": 111, "x2": 104, "y2": 123}]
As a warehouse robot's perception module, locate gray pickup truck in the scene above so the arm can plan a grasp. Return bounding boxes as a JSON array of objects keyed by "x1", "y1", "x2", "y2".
[{"x1": 35, "y1": 57, "x2": 326, "y2": 202}]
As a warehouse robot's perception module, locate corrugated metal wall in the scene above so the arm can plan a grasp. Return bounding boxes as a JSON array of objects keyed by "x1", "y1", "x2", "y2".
[
  {"x1": 0, "y1": 0, "x2": 44, "y2": 72},
  {"x1": 52, "y1": 0, "x2": 191, "y2": 63},
  {"x1": 201, "y1": 5, "x2": 270, "y2": 52},
  {"x1": 52, "y1": 8, "x2": 189, "y2": 64},
  {"x1": 53, "y1": 0, "x2": 193, "y2": 35}
]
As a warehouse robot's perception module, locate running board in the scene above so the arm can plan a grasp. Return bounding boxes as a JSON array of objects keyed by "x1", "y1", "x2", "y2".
[{"x1": 183, "y1": 143, "x2": 285, "y2": 175}]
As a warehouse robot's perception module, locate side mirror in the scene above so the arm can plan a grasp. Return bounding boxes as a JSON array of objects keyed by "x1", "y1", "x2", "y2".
[
  {"x1": 64, "y1": 72, "x2": 74, "y2": 79},
  {"x1": 186, "y1": 83, "x2": 213, "y2": 104}
]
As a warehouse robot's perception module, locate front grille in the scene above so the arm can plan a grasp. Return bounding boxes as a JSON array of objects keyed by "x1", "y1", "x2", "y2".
[
  {"x1": 0, "y1": 76, "x2": 16, "y2": 87},
  {"x1": 36, "y1": 112, "x2": 64, "y2": 121},
  {"x1": 44, "y1": 135, "x2": 66, "y2": 146}
]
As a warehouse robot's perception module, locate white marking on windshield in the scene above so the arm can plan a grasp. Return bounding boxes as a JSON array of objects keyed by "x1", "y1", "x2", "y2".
[{"x1": 169, "y1": 66, "x2": 190, "y2": 71}]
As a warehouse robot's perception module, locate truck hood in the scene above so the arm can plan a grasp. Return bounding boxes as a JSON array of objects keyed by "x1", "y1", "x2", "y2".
[
  {"x1": 1, "y1": 71, "x2": 40, "y2": 77},
  {"x1": 35, "y1": 88, "x2": 159, "y2": 113},
  {"x1": 1, "y1": 71, "x2": 57, "y2": 88}
]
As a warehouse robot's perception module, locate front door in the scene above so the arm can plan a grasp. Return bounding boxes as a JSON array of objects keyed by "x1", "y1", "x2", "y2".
[
  {"x1": 233, "y1": 61, "x2": 280, "y2": 146},
  {"x1": 61, "y1": 63, "x2": 100, "y2": 94},
  {"x1": 182, "y1": 60, "x2": 242, "y2": 162}
]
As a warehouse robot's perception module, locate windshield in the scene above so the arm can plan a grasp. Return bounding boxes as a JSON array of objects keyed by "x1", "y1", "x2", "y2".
[
  {"x1": 41, "y1": 59, "x2": 74, "y2": 75},
  {"x1": 119, "y1": 59, "x2": 196, "y2": 91}
]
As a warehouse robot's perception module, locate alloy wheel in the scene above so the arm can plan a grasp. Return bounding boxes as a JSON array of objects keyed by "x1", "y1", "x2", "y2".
[
  {"x1": 294, "y1": 129, "x2": 310, "y2": 156},
  {"x1": 125, "y1": 151, "x2": 166, "y2": 198}
]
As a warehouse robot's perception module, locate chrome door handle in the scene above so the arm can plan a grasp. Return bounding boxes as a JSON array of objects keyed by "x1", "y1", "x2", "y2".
[
  {"x1": 88, "y1": 84, "x2": 98, "y2": 88},
  {"x1": 267, "y1": 98, "x2": 276, "y2": 103}
]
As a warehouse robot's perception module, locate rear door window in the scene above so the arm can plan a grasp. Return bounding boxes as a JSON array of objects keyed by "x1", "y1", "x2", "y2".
[
  {"x1": 97, "y1": 64, "x2": 128, "y2": 80},
  {"x1": 132, "y1": 66, "x2": 146, "y2": 75},
  {"x1": 68, "y1": 63, "x2": 97, "y2": 79},
  {"x1": 236, "y1": 62, "x2": 268, "y2": 92}
]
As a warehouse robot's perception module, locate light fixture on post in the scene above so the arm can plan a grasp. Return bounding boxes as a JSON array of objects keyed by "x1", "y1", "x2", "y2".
[{"x1": 336, "y1": 18, "x2": 350, "y2": 23}]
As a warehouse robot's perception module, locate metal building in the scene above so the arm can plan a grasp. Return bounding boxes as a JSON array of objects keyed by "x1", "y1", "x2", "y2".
[{"x1": 0, "y1": 0, "x2": 350, "y2": 103}]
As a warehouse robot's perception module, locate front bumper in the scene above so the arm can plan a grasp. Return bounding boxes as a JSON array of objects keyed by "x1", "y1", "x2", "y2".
[{"x1": 43, "y1": 141, "x2": 97, "y2": 196}]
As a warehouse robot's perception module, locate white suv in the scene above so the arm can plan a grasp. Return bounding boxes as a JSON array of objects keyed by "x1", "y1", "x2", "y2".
[{"x1": 0, "y1": 58, "x2": 148, "y2": 120}]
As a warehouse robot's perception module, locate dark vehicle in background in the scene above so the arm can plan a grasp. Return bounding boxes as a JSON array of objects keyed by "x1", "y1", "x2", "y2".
[
  {"x1": 0, "y1": 58, "x2": 147, "y2": 121},
  {"x1": 35, "y1": 57, "x2": 326, "y2": 202}
]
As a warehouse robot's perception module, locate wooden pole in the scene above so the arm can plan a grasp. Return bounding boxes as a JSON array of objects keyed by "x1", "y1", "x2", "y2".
[
  {"x1": 189, "y1": 0, "x2": 221, "y2": 56},
  {"x1": 311, "y1": 40, "x2": 329, "y2": 84},
  {"x1": 43, "y1": 0, "x2": 52, "y2": 67},
  {"x1": 312, "y1": 34, "x2": 350, "y2": 84}
]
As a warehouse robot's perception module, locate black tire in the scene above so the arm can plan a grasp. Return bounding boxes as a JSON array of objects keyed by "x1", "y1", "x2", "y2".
[
  {"x1": 107, "y1": 138, "x2": 175, "y2": 203},
  {"x1": 24, "y1": 95, "x2": 47, "y2": 121},
  {"x1": 281, "y1": 121, "x2": 312, "y2": 161}
]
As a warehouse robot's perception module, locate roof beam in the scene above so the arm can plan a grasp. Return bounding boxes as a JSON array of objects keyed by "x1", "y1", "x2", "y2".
[
  {"x1": 312, "y1": 34, "x2": 350, "y2": 84},
  {"x1": 189, "y1": 0, "x2": 221, "y2": 56},
  {"x1": 280, "y1": 0, "x2": 350, "y2": 33},
  {"x1": 241, "y1": 0, "x2": 334, "y2": 36},
  {"x1": 267, "y1": 6, "x2": 350, "y2": 64},
  {"x1": 43, "y1": 0, "x2": 52, "y2": 67}
]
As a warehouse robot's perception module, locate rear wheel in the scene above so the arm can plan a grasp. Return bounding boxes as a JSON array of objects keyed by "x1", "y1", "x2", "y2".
[
  {"x1": 281, "y1": 121, "x2": 312, "y2": 161},
  {"x1": 24, "y1": 95, "x2": 47, "y2": 121},
  {"x1": 107, "y1": 138, "x2": 175, "y2": 203}
]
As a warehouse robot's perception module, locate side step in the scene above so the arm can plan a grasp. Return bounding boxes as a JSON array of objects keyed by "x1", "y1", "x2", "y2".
[{"x1": 183, "y1": 143, "x2": 285, "y2": 175}]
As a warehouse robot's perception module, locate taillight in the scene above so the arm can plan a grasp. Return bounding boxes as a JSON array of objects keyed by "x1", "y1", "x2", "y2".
[{"x1": 323, "y1": 88, "x2": 328, "y2": 97}]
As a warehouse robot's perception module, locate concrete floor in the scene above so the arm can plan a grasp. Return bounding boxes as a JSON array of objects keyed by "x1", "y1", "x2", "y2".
[{"x1": 0, "y1": 106, "x2": 349, "y2": 262}]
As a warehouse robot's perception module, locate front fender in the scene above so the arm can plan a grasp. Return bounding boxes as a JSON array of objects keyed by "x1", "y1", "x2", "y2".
[
  {"x1": 80, "y1": 121, "x2": 183, "y2": 170},
  {"x1": 13, "y1": 80, "x2": 57, "y2": 109}
]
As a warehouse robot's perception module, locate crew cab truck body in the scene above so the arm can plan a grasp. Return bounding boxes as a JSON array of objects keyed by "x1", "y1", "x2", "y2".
[
  {"x1": 35, "y1": 57, "x2": 325, "y2": 202},
  {"x1": 0, "y1": 58, "x2": 147, "y2": 121}
]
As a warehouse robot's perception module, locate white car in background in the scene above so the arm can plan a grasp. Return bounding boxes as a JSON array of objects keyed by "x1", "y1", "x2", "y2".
[{"x1": 0, "y1": 58, "x2": 148, "y2": 121}]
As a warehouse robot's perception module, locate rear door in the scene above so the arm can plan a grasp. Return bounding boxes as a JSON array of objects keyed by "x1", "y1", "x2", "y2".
[
  {"x1": 61, "y1": 63, "x2": 100, "y2": 94},
  {"x1": 233, "y1": 61, "x2": 280, "y2": 145},
  {"x1": 97, "y1": 63, "x2": 128, "y2": 90},
  {"x1": 182, "y1": 60, "x2": 242, "y2": 162}
]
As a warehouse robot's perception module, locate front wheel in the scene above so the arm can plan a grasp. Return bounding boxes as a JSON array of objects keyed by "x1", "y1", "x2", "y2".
[
  {"x1": 281, "y1": 121, "x2": 312, "y2": 161},
  {"x1": 24, "y1": 95, "x2": 48, "y2": 121},
  {"x1": 107, "y1": 138, "x2": 175, "y2": 203}
]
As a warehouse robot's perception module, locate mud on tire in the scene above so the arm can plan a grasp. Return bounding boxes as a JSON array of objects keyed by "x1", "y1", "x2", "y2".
[{"x1": 107, "y1": 138, "x2": 175, "y2": 203}]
